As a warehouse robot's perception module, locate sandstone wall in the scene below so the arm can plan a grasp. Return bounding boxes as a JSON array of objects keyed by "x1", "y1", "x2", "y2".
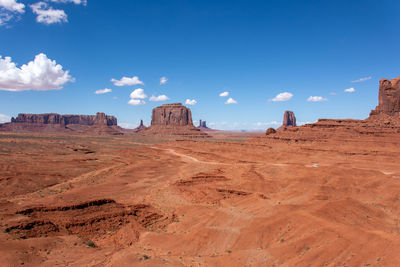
[
  {"x1": 11, "y1": 112, "x2": 117, "y2": 126},
  {"x1": 151, "y1": 103, "x2": 193, "y2": 126}
]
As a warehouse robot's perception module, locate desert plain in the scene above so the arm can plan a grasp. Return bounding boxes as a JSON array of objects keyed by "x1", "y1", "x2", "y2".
[{"x1": 1, "y1": 125, "x2": 400, "y2": 266}]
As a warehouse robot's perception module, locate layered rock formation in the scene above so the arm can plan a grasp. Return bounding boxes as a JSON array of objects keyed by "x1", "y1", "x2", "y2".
[
  {"x1": 151, "y1": 103, "x2": 193, "y2": 126},
  {"x1": 0, "y1": 112, "x2": 123, "y2": 135},
  {"x1": 143, "y1": 103, "x2": 209, "y2": 138},
  {"x1": 277, "y1": 111, "x2": 297, "y2": 131},
  {"x1": 370, "y1": 77, "x2": 400, "y2": 116},
  {"x1": 11, "y1": 112, "x2": 117, "y2": 126},
  {"x1": 282, "y1": 111, "x2": 297, "y2": 127}
]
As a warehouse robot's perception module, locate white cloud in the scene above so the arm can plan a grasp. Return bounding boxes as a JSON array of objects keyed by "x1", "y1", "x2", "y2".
[
  {"x1": 0, "y1": 0, "x2": 24, "y2": 13},
  {"x1": 219, "y1": 91, "x2": 229, "y2": 97},
  {"x1": 185, "y1": 99, "x2": 197, "y2": 105},
  {"x1": 307, "y1": 96, "x2": 327, "y2": 102},
  {"x1": 344, "y1": 87, "x2": 355, "y2": 93},
  {"x1": 50, "y1": 0, "x2": 87, "y2": 5},
  {"x1": 111, "y1": 76, "x2": 143, "y2": 86},
  {"x1": 128, "y1": 99, "x2": 145, "y2": 106},
  {"x1": 329, "y1": 92, "x2": 337, "y2": 95},
  {"x1": 118, "y1": 122, "x2": 137, "y2": 129},
  {"x1": 0, "y1": 113, "x2": 10, "y2": 123},
  {"x1": 129, "y1": 88, "x2": 147, "y2": 99},
  {"x1": 225, "y1": 97, "x2": 237, "y2": 104},
  {"x1": 0, "y1": 0, "x2": 25, "y2": 26},
  {"x1": 30, "y1": 2, "x2": 68, "y2": 24},
  {"x1": 149, "y1": 94, "x2": 169, "y2": 101},
  {"x1": 95, "y1": 88, "x2": 112, "y2": 94},
  {"x1": 351, "y1": 76, "x2": 371, "y2": 83},
  {"x1": 0, "y1": 53, "x2": 74, "y2": 91},
  {"x1": 270, "y1": 92, "x2": 293, "y2": 102},
  {"x1": 160, "y1": 76, "x2": 167, "y2": 85}
]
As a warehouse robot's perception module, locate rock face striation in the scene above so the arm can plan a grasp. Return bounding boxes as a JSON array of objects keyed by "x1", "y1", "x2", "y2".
[
  {"x1": 370, "y1": 77, "x2": 400, "y2": 116},
  {"x1": 151, "y1": 103, "x2": 193, "y2": 126},
  {"x1": 282, "y1": 111, "x2": 297, "y2": 127},
  {"x1": 143, "y1": 103, "x2": 209, "y2": 138},
  {"x1": 11, "y1": 112, "x2": 117, "y2": 126},
  {"x1": 0, "y1": 112, "x2": 122, "y2": 135}
]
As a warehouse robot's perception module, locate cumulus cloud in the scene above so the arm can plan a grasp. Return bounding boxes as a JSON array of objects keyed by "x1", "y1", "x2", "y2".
[
  {"x1": 0, "y1": 113, "x2": 11, "y2": 123},
  {"x1": 0, "y1": 0, "x2": 24, "y2": 13},
  {"x1": 160, "y1": 76, "x2": 167, "y2": 85},
  {"x1": 129, "y1": 88, "x2": 147, "y2": 99},
  {"x1": 0, "y1": 53, "x2": 74, "y2": 91},
  {"x1": 219, "y1": 91, "x2": 229, "y2": 97},
  {"x1": 344, "y1": 87, "x2": 355, "y2": 93},
  {"x1": 351, "y1": 76, "x2": 371, "y2": 83},
  {"x1": 185, "y1": 99, "x2": 197, "y2": 105},
  {"x1": 225, "y1": 97, "x2": 237, "y2": 104},
  {"x1": 95, "y1": 88, "x2": 112, "y2": 94},
  {"x1": 30, "y1": 2, "x2": 68, "y2": 24},
  {"x1": 50, "y1": 0, "x2": 87, "y2": 5},
  {"x1": 111, "y1": 76, "x2": 144, "y2": 86},
  {"x1": 270, "y1": 92, "x2": 293, "y2": 102},
  {"x1": 307, "y1": 96, "x2": 327, "y2": 102},
  {"x1": 128, "y1": 99, "x2": 145, "y2": 106},
  {"x1": 0, "y1": 0, "x2": 25, "y2": 26},
  {"x1": 128, "y1": 88, "x2": 147, "y2": 106},
  {"x1": 149, "y1": 94, "x2": 169, "y2": 101}
]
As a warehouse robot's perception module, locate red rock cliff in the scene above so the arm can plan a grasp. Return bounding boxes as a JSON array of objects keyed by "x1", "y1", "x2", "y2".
[
  {"x1": 151, "y1": 103, "x2": 193, "y2": 126},
  {"x1": 370, "y1": 76, "x2": 400, "y2": 116},
  {"x1": 11, "y1": 112, "x2": 117, "y2": 126}
]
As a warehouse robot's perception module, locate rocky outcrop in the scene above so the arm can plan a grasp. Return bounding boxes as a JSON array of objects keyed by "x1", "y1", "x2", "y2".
[
  {"x1": 370, "y1": 76, "x2": 400, "y2": 116},
  {"x1": 151, "y1": 103, "x2": 193, "y2": 126},
  {"x1": 11, "y1": 112, "x2": 117, "y2": 126},
  {"x1": 143, "y1": 103, "x2": 209, "y2": 138},
  {"x1": 282, "y1": 111, "x2": 296, "y2": 127},
  {"x1": 1, "y1": 112, "x2": 122, "y2": 135},
  {"x1": 265, "y1": 128, "x2": 276, "y2": 135},
  {"x1": 133, "y1": 120, "x2": 147, "y2": 132},
  {"x1": 199, "y1": 120, "x2": 207, "y2": 128}
]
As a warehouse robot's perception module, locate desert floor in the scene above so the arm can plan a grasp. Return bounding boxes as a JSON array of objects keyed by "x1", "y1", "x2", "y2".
[{"x1": 1, "y1": 131, "x2": 400, "y2": 266}]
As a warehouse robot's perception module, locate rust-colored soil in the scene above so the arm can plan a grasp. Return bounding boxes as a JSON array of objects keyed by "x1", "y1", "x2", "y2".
[{"x1": 1, "y1": 129, "x2": 400, "y2": 266}]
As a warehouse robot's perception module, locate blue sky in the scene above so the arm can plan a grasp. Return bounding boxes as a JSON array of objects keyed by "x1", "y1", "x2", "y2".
[{"x1": 1, "y1": 0, "x2": 399, "y2": 130}]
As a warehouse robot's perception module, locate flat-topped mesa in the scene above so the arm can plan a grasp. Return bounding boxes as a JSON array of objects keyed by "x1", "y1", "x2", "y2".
[
  {"x1": 11, "y1": 112, "x2": 117, "y2": 126},
  {"x1": 370, "y1": 76, "x2": 400, "y2": 116},
  {"x1": 151, "y1": 103, "x2": 193, "y2": 126}
]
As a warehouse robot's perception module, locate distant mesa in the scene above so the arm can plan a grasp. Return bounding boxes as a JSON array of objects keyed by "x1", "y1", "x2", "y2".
[
  {"x1": 198, "y1": 119, "x2": 214, "y2": 131},
  {"x1": 277, "y1": 110, "x2": 297, "y2": 131},
  {"x1": 151, "y1": 103, "x2": 193, "y2": 126},
  {"x1": 370, "y1": 76, "x2": 400, "y2": 116},
  {"x1": 142, "y1": 103, "x2": 209, "y2": 138},
  {"x1": 0, "y1": 112, "x2": 123, "y2": 135},
  {"x1": 133, "y1": 120, "x2": 147, "y2": 133},
  {"x1": 199, "y1": 120, "x2": 207, "y2": 128}
]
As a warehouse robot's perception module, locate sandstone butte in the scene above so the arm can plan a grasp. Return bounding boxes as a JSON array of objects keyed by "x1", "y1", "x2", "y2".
[
  {"x1": 0, "y1": 112, "x2": 124, "y2": 135},
  {"x1": 277, "y1": 110, "x2": 297, "y2": 131},
  {"x1": 141, "y1": 103, "x2": 209, "y2": 138}
]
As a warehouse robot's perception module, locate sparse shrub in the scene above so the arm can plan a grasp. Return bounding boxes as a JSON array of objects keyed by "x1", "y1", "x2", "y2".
[{"x1": 85, "y1": 241, "x2": 96, "y2": 248}]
